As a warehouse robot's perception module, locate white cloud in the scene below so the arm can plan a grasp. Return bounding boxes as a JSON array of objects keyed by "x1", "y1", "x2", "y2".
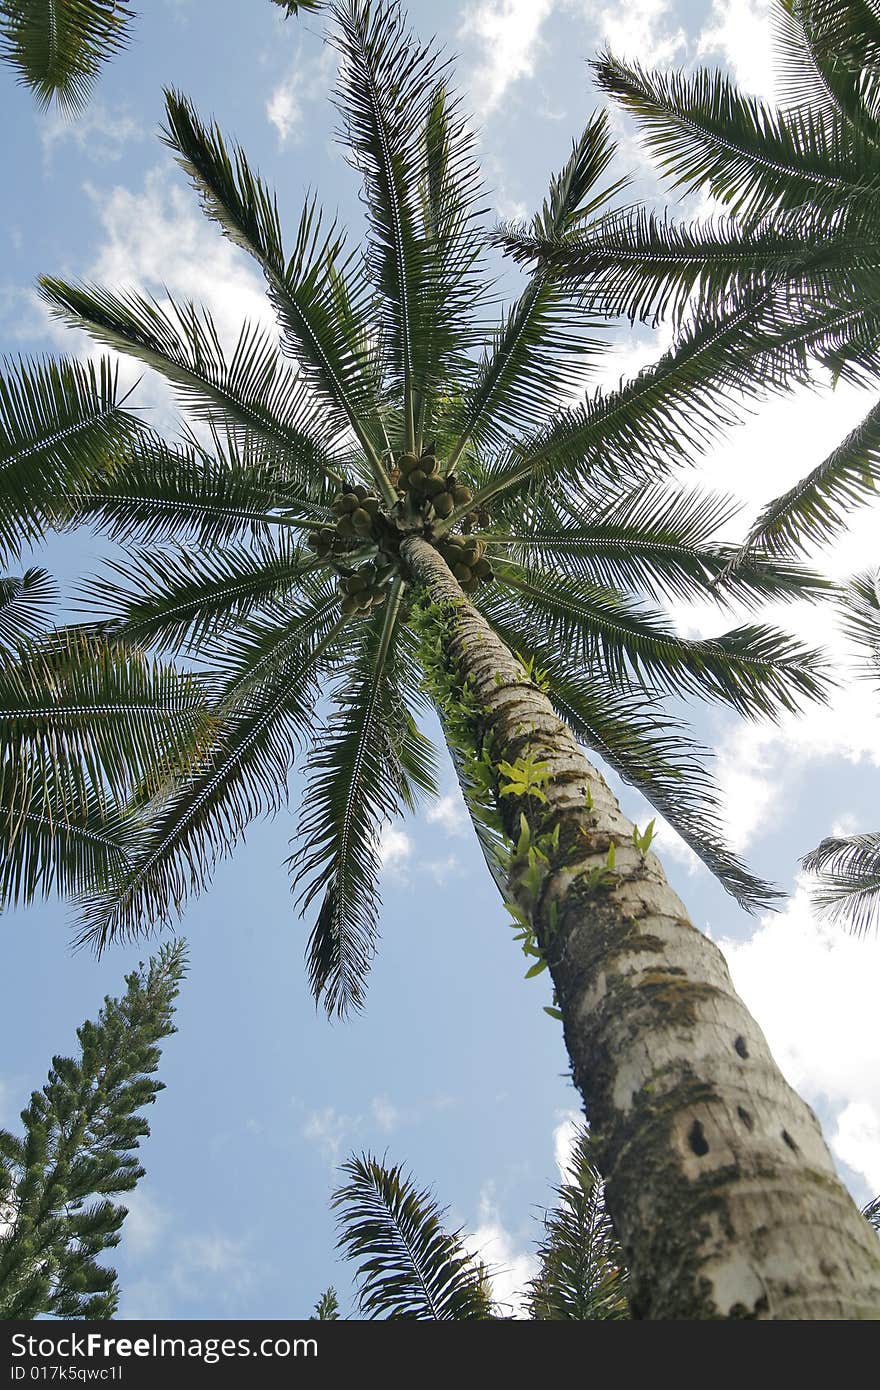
[
  {"x1": 552, "y1": 1109, "x2": 582, "y2": 1181},
  {"x1": 698, "y1": 0, "x2": 777, "y2": 99},
  {"x1": 266, "y1": 44, "x2": 337, "y2": 146},
  {"x1": 120, "y1": 1188, "x2": 169, "y2": 1258},
  {"x1": 303, "y1": 1105, "x2": 353, "y2": 1166},
  {"x1": 378, "y1": 825, "x2": 413, "y2": 877},
  {"x1": 464, "y1": 1185, "x2": 538, "y2": 1318},
  {"x1": 426, "y1": 792, "x2": 469, "y2": 837},
  {"x1": 832, "y1": 1104, "x2": 880, "y2": 1195},
  {"x1": 36, "y1": 163, "x2": 274, "y2": 436},
  {"x1": 370, "y1": 1096, "x2": 399, "y2": 1133},
  {"x1": 121, "y1": 1227, "x2": 255, "y2": 1320},
  {"x1": 267, "y1": 82, "x2": 303, "y2": 145},
  {"x1": 718, "y1": 881, "x2": 880, "y2": 1196},
  {"x1": 40, "y1": 101, "x2": 143, "y2": 166},
  {"x1": 592, "y1": 0, "x2": 685, "y2": 64},
  {"x1": 460, "y1": 0, "x2": 557, "y2": 117},
  {"x1": 86, "y1": 166, "x2": 271, "y2": 344}
]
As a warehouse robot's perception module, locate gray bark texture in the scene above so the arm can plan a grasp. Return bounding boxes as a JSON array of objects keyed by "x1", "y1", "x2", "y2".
[{"x1": 403, "y1": 533, "x2": 880, "y2": 1320}]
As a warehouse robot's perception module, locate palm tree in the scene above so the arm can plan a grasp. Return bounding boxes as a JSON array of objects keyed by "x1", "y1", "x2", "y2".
[
  {"x1": 0, "y1": 1, "x2": 135, "y2": 114},
  {"x1": 802, "y1": 570, "x2": 880, "y2": 929},
  {"x1": 27, "y1": 0, "x2": 880, "y2": 1316},
  {"x1": 0, "y1": 580, "x2": 211, "y2": 912},
  {"x1": 0, "y1": 357, "x2": 212, "y2": 910},
  {"x1": 503, "y1": 0, "x2": 880, "y2": 565},
  {"x1": 329, "y1": 1131, "x2": 627, "y2": 1319}
]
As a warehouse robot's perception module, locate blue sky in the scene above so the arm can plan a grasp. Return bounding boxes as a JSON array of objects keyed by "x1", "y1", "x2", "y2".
[{"x1": 3, "y1": 0, "x2": 880, "y2": 1319}]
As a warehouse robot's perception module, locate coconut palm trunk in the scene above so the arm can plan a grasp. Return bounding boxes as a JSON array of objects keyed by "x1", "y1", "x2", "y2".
[{"x1": 403, "y1": 533, "x2": 880, "y2": 1319}]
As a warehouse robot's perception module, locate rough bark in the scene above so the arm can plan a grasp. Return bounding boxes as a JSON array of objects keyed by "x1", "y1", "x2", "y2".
[{"x1": 403, "y1": 533, "x2": 880, "y2": 1320}]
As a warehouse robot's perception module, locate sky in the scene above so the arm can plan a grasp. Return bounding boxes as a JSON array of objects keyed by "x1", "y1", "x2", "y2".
[{"x1": 2, "y1": 0, "x2": 880, "y2": 1320}]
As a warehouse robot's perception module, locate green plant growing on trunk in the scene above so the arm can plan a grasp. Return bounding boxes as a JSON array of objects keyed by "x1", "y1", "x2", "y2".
[
  {"x1": 24, "y1": 0, "x2": 880, "y2": 1317},
  {"x1": 0, "y1": 940, "x2": 186, "y2": 1319},
  {"x1": 502, "y1": 0, "x2": 880, "y2": 565},
  {"x1": 0, "y1": 1, "x2": 135, "y2": 113}
]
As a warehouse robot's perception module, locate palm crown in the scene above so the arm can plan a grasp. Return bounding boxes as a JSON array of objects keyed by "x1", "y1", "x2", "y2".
[
  {"x1": 15, "y1": 0, "x2": 832, "y2": 1015},
  {"x1": 502, "y1": 0, "x2": 880, "y2": 560}
]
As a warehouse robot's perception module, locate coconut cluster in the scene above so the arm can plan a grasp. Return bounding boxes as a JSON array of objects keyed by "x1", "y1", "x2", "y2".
[
  {"x1": 394, "y1": 448, "x2": 472, "y2": 519},
  {"x1": 435, "y1": 534, "x2": 494, "y2": 593},
  {"x1": 305, "y1": 484, "x2": 384, "y2": 561},
  {"x1": 307, "y1": 451, "x2": 495, "y2": 616},
  {"x1": 338, "y1": 559, "x2": 393, "y2": 616}
]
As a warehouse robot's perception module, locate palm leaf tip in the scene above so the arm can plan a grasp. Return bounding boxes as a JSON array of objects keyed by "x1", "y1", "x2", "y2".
[
  {"x1": 803, "y1": 829, "x2": 880, "y2": 934},
  {"x1": 292, "y1": 593, "x2": 438, "y2": 1018},
  {"x1": 332, "y1": 1152, "x2": 493, "y2": 1320},
  {"x1": 0, "y1": 1, "x2": 136, "y2": 114}
]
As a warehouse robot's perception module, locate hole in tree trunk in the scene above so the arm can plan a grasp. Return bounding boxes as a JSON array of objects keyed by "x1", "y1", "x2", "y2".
[
  {"x1": 737, "y1": 1106, "x2": 754, "y2": 1132},
  {"x1": 733, "y1": 1035, "x2": 749, "y2": 1059},
  {"x1": 688, "y1": 1119, "x2": 709, "y2": 1156},
  {"x1": 782, "y1": 1130, "x2": 799, "y2": 1153}
]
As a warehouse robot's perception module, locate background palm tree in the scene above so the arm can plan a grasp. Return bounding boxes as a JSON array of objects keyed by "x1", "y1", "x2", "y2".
[
  {"x1": 328, "y1": 1130, "x2": 627, "y2": 1320},
  {"x1": 802, "y1": 570, "x2": 880, "y2": 929},
  {"x1": 22, "y1": 0, "x2": 880, "y2": 1316},
  {"x1": 503, "y1": 0, "x2": 880, "y2": 564},
  {"x1": 0, "y1": 356, "x2": 212, "y2": 910},
  {"x1": 0, "y1": 1, "x2": 135, "y2": 114}
]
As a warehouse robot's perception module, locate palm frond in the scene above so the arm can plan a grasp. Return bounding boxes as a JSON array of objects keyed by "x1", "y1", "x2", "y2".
[
  {"x1": 162, "y1": 90, "x2": 388, "y2": 466},
  {"x1": 0, "y1": 0, "x2": 135, "y2": 114},
  {"x1": 413, "y1": 79, "x2": 487, "y2": 445},
  {"x1": 594, "y1": 53, "x2": 880, "y2": 221},
  {"x1": 332, "y1": 0, "x2": 451, "y2": 451},
  {"x1": 803, "y1": 829, "x2": 880, "y2": 932},
  {"x1": 492, "y1": 483, "x2": 832, "y2": 609},
  {"x1": 0, "y1": 568, "x2": 56, "y2": 655},
  {"x1": 333, "y1": 1152, "x2": 493, "y2": 1320},
  {"x1": 76, "y1": 534, "x2": 311, "y2": 656},
  {"x1": 739, "y1": 396, "x2": 880, "y2": 556},
  {"x1": 863, "y1": 1194, "x2": 880, "y2": 1231},
  {"x1": 0, "y1": 355, "x2": 142, "y2": 559},
  {"x1": 500, "y1": 204, "x2": 869, "y2": 329},
  {"x1": 272, "y1": 1, "x2": 326, "y2": 15},
  {"x1": 37, "y1": 283, "x2": 339, "y2": 485},
  {"x1": 0, "y1": 780, "x2": 130, "y2": 913},
  {"x1": 487, "y1": 562, "x2": 830, "y2": 720},
  {"x1": 777, "y1": 0, "x2": 880, "y2": 125},
  {"x1": 839, "y1": 569, "x2": 880, "y2": 677},
  {"x1": 75, "y1": 597, "x2": 343, "y2": 949},
  {"x1": 291, "y1": 585, "x2": 438, "y2": 1016},
  {"x1": 450, "y1": 114, "x2": 620, "y2": 464},
  {"x1": 527, "y1": 1128, "x2": 628, "y2": 1321},
  {"x1": 470, "y1": 289, "x2": 799, "y2": 513},
  {"x1": 61, "y1": 429, "x2": 335, "y2": 549},
  {"x1": 0, "y1": 632, "x2": 211, "y2": 824}
]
